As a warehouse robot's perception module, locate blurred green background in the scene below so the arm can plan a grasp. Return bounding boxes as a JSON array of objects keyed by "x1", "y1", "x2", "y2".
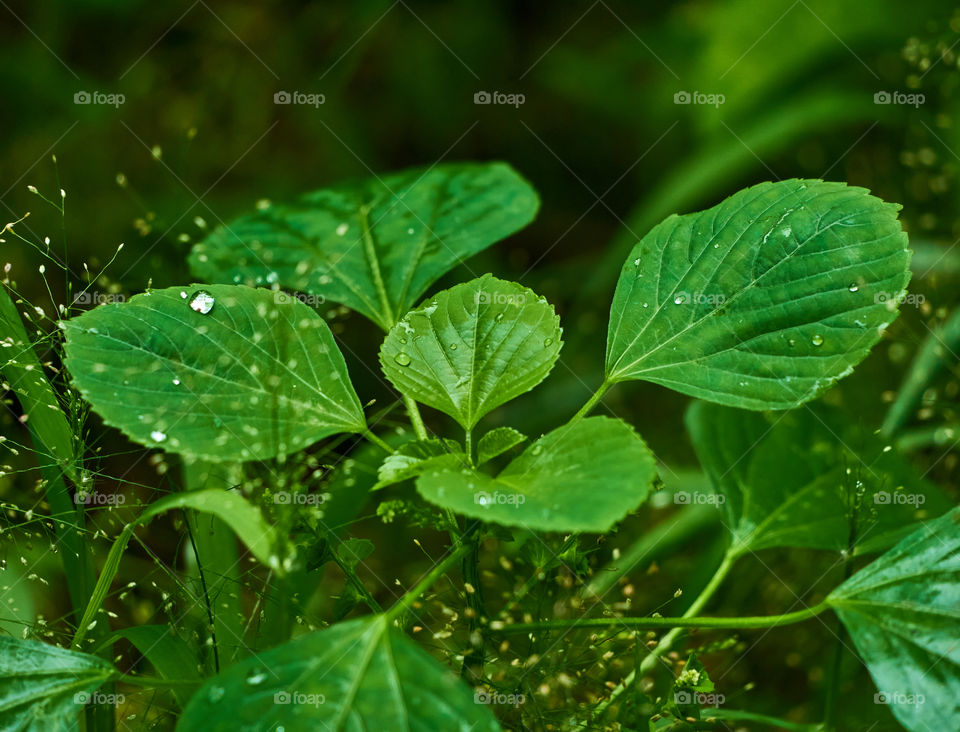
[{"x1": 2, "y1": 1, "x2": 959, "y2": 729}]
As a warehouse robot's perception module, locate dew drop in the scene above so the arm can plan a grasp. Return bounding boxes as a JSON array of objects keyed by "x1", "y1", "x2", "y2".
[
  {"x1": 449, "y1": 343, "x2": 458, "y2": 350},
  {"x1": 531, "y1": 445, "x2": 543, "y2": 456},
  {"x1": 246, "y1": 669, "x2": 267, "y2": 686},
  {"x1": 848, "y1": 283, "x2": 859, "y2": 292},
  {"x1": 811, "y1": 335, "x2": 824, "y2": 346},
  {"x1": 172, "y1": 378, "x2": 180, "y2": 386},
  {"x1": 188, "y1": 290, "x2": 215, "y2": 315},
  {"x1": 207, "y1": 686, "x2": 225, "y2": 703},
  {"x1": 150, "y1": 430, "x2": 167, "y2": 442},
  {"x1": 394, "y1": 353, "x2": 412, "y2": 367},
  {"x1": 336, "y1": 223, "x2": 349, "y2": 236},
  {"x1": 543, "y1": 338, "x2": 553, "y2": 347}
]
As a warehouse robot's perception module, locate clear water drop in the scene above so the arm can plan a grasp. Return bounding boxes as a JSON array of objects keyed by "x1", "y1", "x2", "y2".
[
  {"x1": 449, "y1": 343, "x2": 458, "y2": 350},
  {"x1": 811, "y1": 334, "x2": 824, "y2": 346},
  {"x1": 848, "y1": 283, "x2": 859, "y2": 292},
  {"x1": 188, "y1": 290, "x2": 215, "y2": 315},
  {"x1": 150, "y1": 430, "x2": 167, "y2": 442},
  {"x1": 543, "y1": 338, "x2": 553, "y2": 347},
  {"x1": 531, "y1": 445, "x2": 543, "y2": 456},
  {"x1": 172, "y1": 378, "x2": 180, "y2": 386},
  {"x1": 246, "y1": 668, "x2": 267, "y2": 686},
  {"x1": 336, "y1": 223, "x2": 349, "y2": 236},
  {"x1": 207, "y1": 686, "x2": 225, "y2": 703},
  {"x1": 394, "y1": 352, "x2": 411, "y2": 367}
]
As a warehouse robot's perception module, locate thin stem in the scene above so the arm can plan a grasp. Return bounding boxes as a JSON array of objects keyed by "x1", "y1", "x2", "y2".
[
  {"x1": 569, "y1": 380, "x2": 612, "y2": 425},
  {"x1": 184, "y1": 516, "x2": 220, "y2": 673},
  {"x1": 363, "y1": 429, "x2": 394, "y2": 454},
  {"x1": 403, "y1": 394, "x2": 429, "y2": 441},
  {"x1": 464, "y1": 426, "x2": 473, "y2": 465},
  {"x1": 385, "y1": 543, "x2": 471, "y2": 623},
  {"x1": 498, "y1": 600, "x2": 829, "y2": 634}
]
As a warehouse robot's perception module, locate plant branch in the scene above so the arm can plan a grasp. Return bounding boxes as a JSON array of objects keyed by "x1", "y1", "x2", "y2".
[
  {"x1": 403, "y1": 394, "x2": 429, "y2": 441},
  {"x1": 569, "y1": 379, "x2": 612, "y2": 425},
  {"x1": 385, "y1": 542, "x2": 472, "y2": 623}
]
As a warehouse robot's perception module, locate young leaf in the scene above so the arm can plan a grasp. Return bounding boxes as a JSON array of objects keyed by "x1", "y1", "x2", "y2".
[
  {"x1": 476, "y1": 426, "x2": 527, "y2": 464},
  {"x1": 178, "y1": 615, "x2": 500, "y2": 731},
  {"x1": 374, "y1": 438, "x2": 467, "y2": 490},
  {"x1": 827, "y1": 507, "x2": 960, "y2": 732},
  {"x1": 189, "y1": 162, "x2": 539, "y2": 330},
  {"x1": 416, "y1": 417, "x2": 656, "y2": 532},
  {"x1": 0, "y1": 636, "x2": 117, "y2": 730},
  {"x1": 380, "y1": 275, "x2": 563, "y2": 429},
  {"x1": 62, "y1": 284, "x2": 366, "y2": 462},
  {"x1": 685, "y1": 401, "x2": 949, "y2": 556},
  {"x1": 73, "y1": 489, "x2": 279, "y2": 648},
  {"x1": 606, "y1": 180, "x2": 911, "y2": 410}
]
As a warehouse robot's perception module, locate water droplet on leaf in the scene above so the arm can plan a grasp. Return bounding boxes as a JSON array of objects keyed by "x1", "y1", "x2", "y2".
[
  {"x1": 394, "y1": 353, "x2": 411, "y2": 367},
  {"x1": 189, "y1": 290, "x2": 215, "y2": 315}
]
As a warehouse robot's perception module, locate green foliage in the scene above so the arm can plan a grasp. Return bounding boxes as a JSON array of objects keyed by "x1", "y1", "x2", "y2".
[
  {"x1": 379, "y1": 275, "x2": 562, "y2": 429},
  {"x1": 416, "y1": 417, "x2": 657, "y2": 532},
  {"x1": 828, "y1": 508, "x2": 960, "y2": 732},
  {"x1": 606, "y1": 180, "x2": 911, "y2": 409},
  {"x1": 189, "y1": 163, "x2": 539, "y2": 330},
  {"x1": 62, "y1": 284, "x2": 366, "y2": 461},
  {"x1": 686, "y1": 401, "x2": 950, "y2": 555},
  {"x1": 476, "y1": 426, "x2": 526, "y2": 464},
  {"x1": 178, "y1": 616, "x2": 500, "y2": 731},
  {"x1": 0, "y1": 637, "x2": 118, "y2": 731}
]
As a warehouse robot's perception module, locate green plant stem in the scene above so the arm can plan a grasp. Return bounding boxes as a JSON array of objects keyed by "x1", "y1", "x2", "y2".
[
  {"x1": 499, "y1": 599, "x2": 828, "y2": 634},
  {"x1": 385, "y1": 543, "x2": 471, "y2": 623},
  {"x1": 363, "y1": 429, "x2": 394, "y2": 454},
  {"x1": 464, "y1": 427, "x2": 473, "y2": 465},
  {"x1": 591, "y1": 548, "x2": 738, "y2": 718},
  {"x1": 569, "y1": 380, "x2": 612, "y2": 425},
  {"x1": 403, "y1": 394, "x2": 429, "y2": 440}
]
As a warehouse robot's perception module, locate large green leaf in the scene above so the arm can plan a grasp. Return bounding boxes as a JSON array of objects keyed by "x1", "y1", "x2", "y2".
[
  {"x1": 0, "y1": 636, "x2": 117, "y2": 730},
  {"x1": 62, "y1": 284, "x2": 365, "y2": 462},
  {"x1": 686, "y1": 401, "x2": 949, "y2": 556},
  {"x1": 828, "y1": 508, "x2": 960, "y2": 732},
  {"x1": 380, "y1": 276, "x2": 562, "y2": 429},
  {"x1": 189, "y1": 162, "x2": 539, "y2": 330},
  {"x1": 606, "y1": 180, "x2": 911, "y2": 410},
  {"x1": 417, "y1": 417, "x2": 656, "y2": 532},
  {"x1": 178, "y1": 615, "x2": 500, "y2": 731}
]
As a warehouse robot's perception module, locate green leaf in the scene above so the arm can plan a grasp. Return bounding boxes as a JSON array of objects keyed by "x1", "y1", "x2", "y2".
[
  {"x1": 374, "y1": 438, "x2": 467, "y2": 490},
  {"x1": 416, "y1": 417, "x2": 656, "y2": 532},
  {"x1": 828, "y1": 507, "x2": 960, "y2": 732},
  {"x1": 189, "y1": 162, "x2": 539, "y2": 330},
  {"x1": 685, "y1": 401, "x2": 949, "y2": 556},
  {"x1": 380, "y1": 276, "x2": 562, "y2": 429},
  {"x1": 73, "y1": 489, "x2": 279, "y2": 648},
  {"x1": 335, "y1": 538, "x2": 375, "y2": 571},
  {"x1": 178, "y1": 615, "x2": 501, "y2": 731},
  {"x1": 62, "y1": 284, "x2": 366, "y2": 462},
  {"x1": 476, "y1": 426, "x2": 527, "y2": 464},
  {"x1": 113, "y1": 625, "x2": 200, "y2": 706},
  {"x1": 606, "y1": 180, "x2": 911, "y2": 410},
  {"x1": 0, "y1": 636, "x2": 117, "y2": 730}
]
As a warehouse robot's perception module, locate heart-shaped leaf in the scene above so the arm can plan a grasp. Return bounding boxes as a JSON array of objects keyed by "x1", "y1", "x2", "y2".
[
  {"x1": 828, "y1": 507, "x2": 960, "y2": 732},
  {"x1": 178, "y1": 615, "x2": 500, "y2": 731},
  {"x1": 606, "y1": 180, "x2": 911, "y2": 410},
  {"x1": 686, "y1": 401, "x2": 949, "y2": 556},
  {"x1": 189, "y1": 162, "x2": 539, "y2": 330},
  {"x1": 62, "y1": 284, "x2": 366, "y2": 462},
  {"x1": 380, "y1": 276, "x2": 562, "y2": 429},
  {"x1": 416, "y1": 417, "x2": 656, "y2": 532},
  {"x1": 0, "y1": 637, "x2": 117, "y2": 730}
]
